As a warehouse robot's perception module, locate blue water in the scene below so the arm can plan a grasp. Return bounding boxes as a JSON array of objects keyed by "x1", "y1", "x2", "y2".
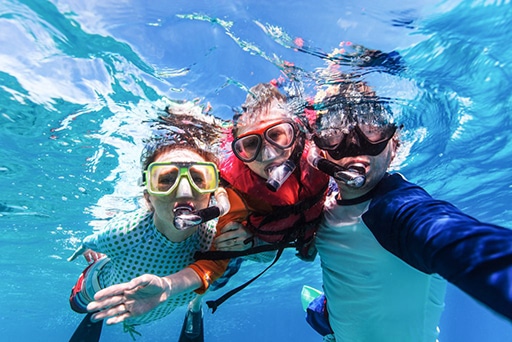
[{"x1": 1, "y1": 0, "x2": 512, "y2": 341}]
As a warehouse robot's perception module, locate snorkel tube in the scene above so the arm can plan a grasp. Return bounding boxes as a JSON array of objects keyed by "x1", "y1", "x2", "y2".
[
  {"x1": 266, "y1": 159, "x2": 297, "y2": 192},
  {"x1": 307, "y1": 146, "x2": 366, "y2": 188},
  {"x1": 173, "y1": 187, "x2": 231, "y2": 230}
]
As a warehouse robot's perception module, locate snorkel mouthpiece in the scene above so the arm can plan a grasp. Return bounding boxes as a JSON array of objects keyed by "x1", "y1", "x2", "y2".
[
  {"x1": 174, "y1": 207, "x2": 221, "y2": 230},
  {"x1": 173, "y1": 188, "x2": 231, "y2": 230},
  {"x1": 266, "y1": 159, "x2": 296, "y2": 192},
  {"x1": 334, "y1": 164, "x2": 366, "y2": 188},
  {"x1": 307, "y1": 147, "x2": 366, "y2": 188},
  {"x1": 173, "y1": 206, "x2": 200, "y2": 231}
]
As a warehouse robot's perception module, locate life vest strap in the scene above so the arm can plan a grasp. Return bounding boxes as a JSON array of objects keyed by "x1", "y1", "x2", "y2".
[
  {"x1": 194, "y1": 242, "x2": 294, "y2": 260},
  {"x1": 205, "y1": 247, "x2": 285, "y2": 313}
]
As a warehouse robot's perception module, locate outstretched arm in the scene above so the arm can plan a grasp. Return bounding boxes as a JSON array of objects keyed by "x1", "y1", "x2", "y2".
[
  {"x1": 364, "y1": 173, "x2": 512, "y2": 321},
  {"x1": 87, "y1": 268, "x2": 202, "y2": 325}
]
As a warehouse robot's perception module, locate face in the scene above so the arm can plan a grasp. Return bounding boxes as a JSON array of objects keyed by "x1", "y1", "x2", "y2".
[
  {"x1": 145, "y1": 148, "x2": 212, "y2": 227},
  {"x1": 326, "y1": 138, "x2": 396, "y2": 199},
  {"x1": 234, "y1": 101, "x2": 295, "y2": 179}
]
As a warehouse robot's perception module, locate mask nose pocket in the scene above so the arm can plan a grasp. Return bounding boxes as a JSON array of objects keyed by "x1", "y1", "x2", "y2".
[{"x1": 176, "y1": 178, "x2": 193, "y2": 197}]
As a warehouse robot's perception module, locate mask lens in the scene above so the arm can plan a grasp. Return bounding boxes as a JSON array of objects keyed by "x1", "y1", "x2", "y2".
[
  {"x1": 265, "y1": 122, "x2": 295, "y2": 149},
  {"x1": 233, "y1": 135, "x2": 262, "y2": 162},
  {"x1": 149, "y1": 164, "x2": 179, "y2": 194},
  {"x1": 358, "y1": 123, "x2": 396, "y2": 143},
  {"x1": 188, "y1": 164, "x2": 218, "y2": 192},
  {"x1": 313, "y1": 128, "x2": 345, "y2": 150}
]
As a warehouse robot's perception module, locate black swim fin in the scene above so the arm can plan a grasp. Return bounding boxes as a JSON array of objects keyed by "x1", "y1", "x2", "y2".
[
  {"x1": 69, "y1": 313, "x2": 103, "y2": 342},
  {"x1": 178, "y1": 310, "x2": 204, "y2": 342}
]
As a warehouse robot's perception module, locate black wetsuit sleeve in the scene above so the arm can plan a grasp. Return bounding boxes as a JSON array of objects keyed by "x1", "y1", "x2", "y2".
[{"x1": 362, "y1": 173, "x2": 512, "y2": 321}]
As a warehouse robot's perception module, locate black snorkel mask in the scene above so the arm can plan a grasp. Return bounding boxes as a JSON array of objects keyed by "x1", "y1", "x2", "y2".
[
  {"x1": 313, "y1": 123, "x2": 397, "y2": 160},
  {"x1": 310, "y1": 91, "x2": 398, "y2": 160}
]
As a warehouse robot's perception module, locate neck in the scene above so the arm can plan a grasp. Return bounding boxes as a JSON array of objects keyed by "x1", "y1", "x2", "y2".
[
  {"x1": 153, "y1": 214, "x2": 196, "y2": 242},
  {"x1": 336, "y1": 184, "x2": 376, "y2": 206},
  {"x1": 338, "y1": 186, "x2": 370, "y2": 200}
]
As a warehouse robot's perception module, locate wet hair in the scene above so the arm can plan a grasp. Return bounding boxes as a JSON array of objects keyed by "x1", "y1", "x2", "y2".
[
  {"x1": 140, "y1": 100, "x2": 223, "y2": 173},
  {"x1": 141, "y1": 142, "x2": 218, "y2": 173},
  {"x1": 313, "y1": 80, "x2": 394, "y2": 132},
  {"x1": 232, "y1": 83, "x2": 290, "y2": 137}
]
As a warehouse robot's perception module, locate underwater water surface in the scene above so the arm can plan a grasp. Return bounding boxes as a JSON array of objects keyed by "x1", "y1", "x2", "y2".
[{"x1": 1, "y1": 0, "x2": 512, "y2": 341}]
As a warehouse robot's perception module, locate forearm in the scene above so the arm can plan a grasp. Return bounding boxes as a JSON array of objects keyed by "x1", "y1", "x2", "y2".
[{"x1": 163, "y1": 267, "x2": 204, "y2": 298}]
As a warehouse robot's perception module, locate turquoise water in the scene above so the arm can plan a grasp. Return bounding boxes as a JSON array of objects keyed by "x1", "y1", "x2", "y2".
[{"x1": 1, "y1": 0, "x2": 512, "y2": 341}]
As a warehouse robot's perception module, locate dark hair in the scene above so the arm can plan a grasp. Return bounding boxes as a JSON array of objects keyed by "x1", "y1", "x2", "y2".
[
  {"x1": 313, "y1": 81, "x2": 394, "y2": 131},
  {"x1": 232, "y1": 83, "x2": 290, "y2": 137}
]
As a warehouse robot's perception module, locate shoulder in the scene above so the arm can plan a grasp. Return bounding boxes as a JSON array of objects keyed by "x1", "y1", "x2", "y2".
[
  {"x1": 102, "y1": 208, "x2": 152, "y2": 234},
  {"x1": 373, "y1": 173, "x2": 429, "y2": 199}
]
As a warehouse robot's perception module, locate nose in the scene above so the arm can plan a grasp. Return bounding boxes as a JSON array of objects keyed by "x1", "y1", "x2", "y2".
[
  {"x1": 346, "y1": 130, "x2": 360, "y2": 146},
  {"x1": 175, "y1": 177, "x2": 194, "y2": 198}
]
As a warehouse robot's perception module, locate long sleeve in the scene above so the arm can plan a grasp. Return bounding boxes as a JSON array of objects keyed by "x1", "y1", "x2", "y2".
[
  {"x1": 188, "y1": 259, "x2": 229, "y2": 294},
  {"x1": 187, "y1": 187, "x2": 249, "y2": 293},
  {"x1": 363, "y1": 173, "x2": 512, "y2": 321}
]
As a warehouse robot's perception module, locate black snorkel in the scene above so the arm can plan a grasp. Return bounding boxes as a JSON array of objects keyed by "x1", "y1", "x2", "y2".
[
  {"x1": 307, "y1": 146, "x2": 366, "y2": 188},
  {"x1": 173, "y1": 187, "x2": 231, "y2": 230}
]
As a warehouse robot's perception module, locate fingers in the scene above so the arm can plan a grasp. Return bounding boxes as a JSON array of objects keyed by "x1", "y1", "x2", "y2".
[
  {"x1": 93, "y1": 275, "x2": 152, "y2": 301},
  {"x1": 215, "y1": 222, "x2": 254, "y2": 251},
  {"x1": 215, "y1": 236, "x2": 253, "y2": 251},
  {"x1": 90, "y1": 303, "x2": 132, "y2": 324},
  {"x1": 87, "y1": 293, "x2": 125, "y2": 312},
  {"x1": 220, "y1": 222, "x2": 242, "y2": 234},
  {"x1": 217, "y1": 222, "x2": 252, "y2": 241},
  {"x1": 105, "y1": 313, "x2": 130, "y2": 325},
  {"x1": 92, "y1": 284, "x2": 129, "y2": 302},
  {"x1": 83, "y1": 249, "x2": 104, "y2": 264}
]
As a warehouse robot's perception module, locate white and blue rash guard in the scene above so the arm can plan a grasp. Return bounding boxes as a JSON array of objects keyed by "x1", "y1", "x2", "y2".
[
  {"x1": 317, "y1": 172, "x2": 512, "y2": 341},
  {"x1": 316, "y1": 177, "x2": 446, "y2": 342},
  {"x1": 364, "y1": 173, "x2": 512, "y2": 321}
]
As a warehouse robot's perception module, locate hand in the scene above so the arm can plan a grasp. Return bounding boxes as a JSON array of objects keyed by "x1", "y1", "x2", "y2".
[
  {"x1": 67, "y1": 246, "x2": 105, "y2": 263},
  {"x1": 83, "y1": 249, "x2": 105, "y2": 264},
  {"x1": 214, "y1": 222, "x2": 254, "y2": 251},
  {"x1": 87, "y1": 274, "x2": 172, "y2": 325}
]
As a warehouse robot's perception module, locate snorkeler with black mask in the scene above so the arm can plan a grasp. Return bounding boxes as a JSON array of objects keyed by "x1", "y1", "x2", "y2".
[
  {"x1": 307, "y1": 78, "x2": 512, "y2": 342},
  {"x1": 306, "y1": 95, "x2": 399, "y2": 190}
]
